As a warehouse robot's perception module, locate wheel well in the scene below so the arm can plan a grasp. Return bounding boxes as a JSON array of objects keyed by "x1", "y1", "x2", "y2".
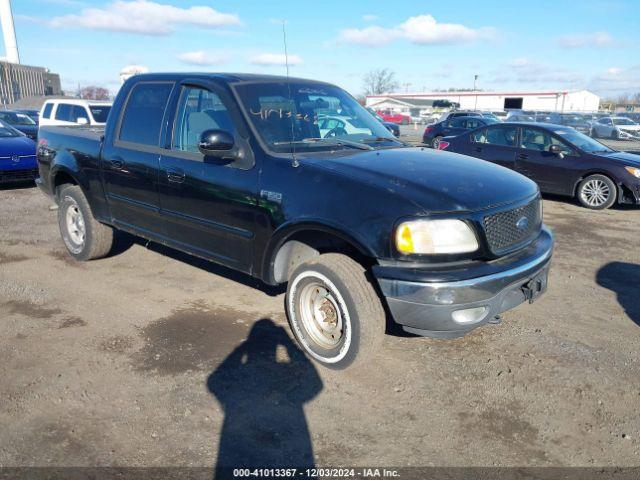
[
  {"x1": 573, "y1": 172, "x2": 618, "y2": 198},
  {"x1": 271, "y1": 230, "x2": 374, "y2": 284},
  {"x1": 53, "y1": 171, "x2": 78, "y2": 200}
]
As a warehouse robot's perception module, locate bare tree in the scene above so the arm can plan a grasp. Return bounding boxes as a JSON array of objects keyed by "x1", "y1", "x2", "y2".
[
  {"x1": 80, "y1": 86, "x2": 110, "y2": 101},
  {"x1": 362, "y1": 69, "x2": 399, "y2": 95}
]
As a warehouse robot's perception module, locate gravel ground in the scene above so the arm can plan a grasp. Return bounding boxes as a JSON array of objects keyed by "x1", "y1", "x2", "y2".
[{"x1": 0, "y1": 182, "x2": 639, "y2": 469}]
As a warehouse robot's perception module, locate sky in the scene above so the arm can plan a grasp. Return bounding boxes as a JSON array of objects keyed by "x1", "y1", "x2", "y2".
[{"x1": 5, "y1": 0, "x2": 640, "y2": 97}]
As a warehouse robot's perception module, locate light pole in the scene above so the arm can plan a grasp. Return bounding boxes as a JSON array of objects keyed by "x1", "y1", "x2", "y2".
[{"x1": 473, "y1": 74, "x2": 479, "y2": 110}]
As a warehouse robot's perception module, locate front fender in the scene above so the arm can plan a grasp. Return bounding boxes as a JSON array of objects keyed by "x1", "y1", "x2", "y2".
[{"x1": 260, "y1": 219, "x2": 376, "y2": 285}]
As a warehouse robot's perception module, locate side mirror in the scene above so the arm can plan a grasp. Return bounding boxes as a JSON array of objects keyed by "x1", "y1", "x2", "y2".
[
  {"x1": 76, "y1": 117, "x2": 88, "y2": 125},
  {"x1": 549, "y1": 144, "x2": 564, "y2": 157},
  {"x1": 198, "y1": 129, "x2": 235, "y2": 156}
]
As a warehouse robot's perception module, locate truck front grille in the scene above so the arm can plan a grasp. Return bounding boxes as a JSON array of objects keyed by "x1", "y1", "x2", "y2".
[
  {"x1": 0, "y1": 168, "x2": 38, "y2": 182},
  {"x1": 483, "y1": 198, "x2": 542, "y2": 255}
]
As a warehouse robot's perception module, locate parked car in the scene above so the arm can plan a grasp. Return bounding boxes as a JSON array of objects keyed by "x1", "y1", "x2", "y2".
[
  {"x1": 37, "y1": 73, "x2": 553, "y2": 368},
  {"x1": 14, "y1": 109, "x2": 40, "y2": 124},
  {"x1": 590, "y1": 116, "x2": 640, "y2": 140},
  {"x1": 438, "y1": 110, "x2": 483, "y2": 122},
  {"x1": 376, "y1": 110, "x2": 411, "y2": 125},
  {"x1": 0, "y1": 120, "x2": 38, "y2": 184},
  {"x1": 39, "y1": 99, "x2": 112, "y2": 127},
  {"x1": 423, "y1": 115, "x2": 498, "y2": 148},
  {"x1": 0, "y1": 110, "x2": 38, "y2": 140},
  {"x1": 506, "y1": 113, "x2": 536, "y2": 122},
  {"x1": 535, "y1": 113, "x2": 591, "y2": 134},
  {"x1": 439, "y1": 122, "x2": 640, "y2": 209},
  {"x1": 367, "y1": 108, "x2": 400, "y2": 137}
]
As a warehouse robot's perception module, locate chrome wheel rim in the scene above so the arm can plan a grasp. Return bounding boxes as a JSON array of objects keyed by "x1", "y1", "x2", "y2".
[
  {"x1": 581, "y1": 179, "x2": 610, "y2": 207},
  {"x1": 298, "y1": 282, "x2": 343, "y2": 349},
  {"x1": 432, "y1": 137, "x2": 441, "y2": 149},
  {"x1": 65, "y1": 199, "x2": 85, "y2": 245}
]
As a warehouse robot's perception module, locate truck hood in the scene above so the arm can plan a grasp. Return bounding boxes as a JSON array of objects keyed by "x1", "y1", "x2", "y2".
[{"x1": 305, "y1": 147, "x2": 539, "y2": 213}]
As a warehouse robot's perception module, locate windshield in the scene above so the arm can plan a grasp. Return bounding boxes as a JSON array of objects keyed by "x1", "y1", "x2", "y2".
[
  {"x1": 553, "y1": 128, "x2": 614, "y2": 153},
  {"x1": 612, "y1": 118, "x2": 636, "y2": 126},
  {"x1": 89, "y1": 105, "x2": 112, "y2": 123},
  {"x1": 1, "y1": 112, "x2": 36, "y2": 126},
  {"x1": 0, "y1": 120, "x2": 20, "y2": 137},
  {"x1": 234, "y1": 82, "x2": 398, "y2": 153},
  {"x1": 561, "y1": 115, "x2": 589, "y2": 126}
]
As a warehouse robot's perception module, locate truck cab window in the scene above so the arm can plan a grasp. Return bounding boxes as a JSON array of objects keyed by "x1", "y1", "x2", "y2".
[
  {"x1": 42, "y1": 103, "x2": 53, "y2": 119},
  {"x1": 173, "y1": 87, "x2": 235, "y2": 153},
  {"x1": 119, "y1": 82, "x2": 173, "y2": 146},
  {"x1": 55, "y1": 104, "x2": 73, "y2": 121}
]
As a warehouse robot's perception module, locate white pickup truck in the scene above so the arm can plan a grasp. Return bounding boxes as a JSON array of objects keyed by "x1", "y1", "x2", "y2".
[{"x1": 39, "y1": 99, "x2": 112, "y2": 127}]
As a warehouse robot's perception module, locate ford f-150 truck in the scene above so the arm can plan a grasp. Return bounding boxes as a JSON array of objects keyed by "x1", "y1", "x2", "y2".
[{"x1": 36, "y1": 73, "x2": 553, "y2": 369}]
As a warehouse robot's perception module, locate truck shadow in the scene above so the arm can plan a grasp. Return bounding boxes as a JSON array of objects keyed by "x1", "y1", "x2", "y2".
[
  {"x1": 207, "y1": 319, "x2": 322, "y2": 478},
  {"x1": 596, "y1": 262, "x2": 640, "y2": 327}
]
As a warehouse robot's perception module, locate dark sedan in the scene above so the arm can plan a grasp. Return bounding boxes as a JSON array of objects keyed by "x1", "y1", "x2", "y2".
[
  {"x1": 423, "y1": 115, "x2": 498, "y2": 148},
  {"x1": 0, "y1": 111, "x2": 38, "y2": 140},
  {"x1": 439, "y1": 122, "x2": 640, "y2": 209}
]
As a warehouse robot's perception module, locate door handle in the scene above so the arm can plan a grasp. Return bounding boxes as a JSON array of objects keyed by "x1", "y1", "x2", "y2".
[
  {"x1": 518, "y1": 153, "x2": 529, "y2": 160},
  {"x1": 109, "y1": 158, "x2": 125, "y2": 170},
  {"x1": 166, "y1": 168, "x2": 185, "y2": 184},
  {"x1": 474, "y1": 147, "x2": 482, "y2": 153}
]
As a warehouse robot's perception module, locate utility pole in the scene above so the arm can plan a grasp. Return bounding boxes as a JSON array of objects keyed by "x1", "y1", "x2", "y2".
[{"x1": 473, "y1": 74, "x2": 479, "y2": 110}]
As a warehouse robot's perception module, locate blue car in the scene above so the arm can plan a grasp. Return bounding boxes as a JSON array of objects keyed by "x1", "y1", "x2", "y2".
[
  {"x1": 0, "y1": 120, "x2": 38, "y2": 184},
  {"x1": 0, "y1": 110, "x2": 38, "y2": 140}
]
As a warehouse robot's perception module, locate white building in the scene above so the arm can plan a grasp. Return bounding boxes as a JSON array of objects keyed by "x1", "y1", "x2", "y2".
[{"x1": 366, "y1": 89, "x2": 600, "y2": 114}]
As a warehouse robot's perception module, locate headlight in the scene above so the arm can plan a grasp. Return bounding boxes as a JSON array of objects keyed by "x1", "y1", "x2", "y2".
[
  {"x1": 395, "y1": 219, "x2": 479, "y2": 255},
  {"x1": 625, "y1": 166, "x2": 640, "y2": 178}
]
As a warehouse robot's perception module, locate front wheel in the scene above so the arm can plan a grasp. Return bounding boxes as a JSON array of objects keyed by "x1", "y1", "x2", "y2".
[
  {"x1": 58, "y1": 185, "x2": 114, "y2": 260},
  {"x1": 285, "y1": 253, "x2": 385, "y2": 369},
  {"x1": 577, "y1": 174, "x2": 617, "y2": 210}
]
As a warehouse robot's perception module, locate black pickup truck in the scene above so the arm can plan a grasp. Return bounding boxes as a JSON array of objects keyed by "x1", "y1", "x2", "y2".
[{"x1": 36, "y1": 73, "x2": 553, "y2": 368}]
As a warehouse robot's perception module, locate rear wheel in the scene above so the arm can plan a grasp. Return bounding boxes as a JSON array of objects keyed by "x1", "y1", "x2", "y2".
[
  {"x1": 57, "y1": 185, "x2": 114, "y2": 260},
  {"x1": 431, "y1": 135, "x2": 443, "y2": 149},
  {"x1": 285, "y1": 253, "x2": 385, "y2": 369},
  {"x1": 577, "y1": 174, "x2": 616, "y2": 210}
]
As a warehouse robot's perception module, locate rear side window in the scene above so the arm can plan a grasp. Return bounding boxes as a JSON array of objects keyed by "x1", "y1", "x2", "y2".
[
  {"x1": 119, "y1": 82, "x2": 173, "y2": 146},
  {"x1": 55, "y1": 103, "x2": 73, "y2": 121},
  {"x1": 472, "y1": 126, "x2": 517, "y2": 147},
  {"x1": 42, "y1": 103, "x2": 53, "y2": 119}
]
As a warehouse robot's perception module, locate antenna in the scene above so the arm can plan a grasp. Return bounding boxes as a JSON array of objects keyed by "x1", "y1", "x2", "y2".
[{"x1": 282, "y1": 20, "x2": 299, "y2": 167}]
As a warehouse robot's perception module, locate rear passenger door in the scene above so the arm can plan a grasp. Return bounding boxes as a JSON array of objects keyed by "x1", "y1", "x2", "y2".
[
  {"x1": 102, "y1": 81, "x2": 175, "y2": 235},
  {"x1": 468, "y1": 124, "x2": 519, "y2": 170},
  {"x1": 158, "y1": 82, "x2": 258, "y2": 273}
]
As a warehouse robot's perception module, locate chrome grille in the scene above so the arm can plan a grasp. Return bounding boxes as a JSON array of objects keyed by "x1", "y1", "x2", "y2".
[{"x1": 483, "y1": 198, "x2": 542, "y2": 255}]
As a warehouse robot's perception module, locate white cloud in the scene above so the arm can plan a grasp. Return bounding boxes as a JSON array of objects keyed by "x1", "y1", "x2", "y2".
[
  {"x1": 250, "y1": 53, "x2": 302, "y2": 66},
  {"x1": 557, "y1": 31, "x2": 613, "y2": 48},
  {"x1": 49, "y1": 0, "x2": 242, "y2": 36},
  {"x1": 362, "y1": 14, "x2": 378, "y2": 22},
  {"x1": 338, "y1": 14, "x2": 495, "y2": 47},
  {"x1": 606, "y1": 67, "x2": 622, "y2": 75},
  {"x1": 178, "y1": 51, "x2": 228, "y2": 66},
  {"x1": 497, "y1": 57, "x2": 582, "y2": 86}
]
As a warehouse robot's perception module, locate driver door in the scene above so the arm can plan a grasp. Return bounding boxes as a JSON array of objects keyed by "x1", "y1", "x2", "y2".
[
  {"x1": 515, "y1": 127, "x2": 577, "y2": 194},
  {"x1": 158, "y1": 83, "x2": 259, "y2": 273}
]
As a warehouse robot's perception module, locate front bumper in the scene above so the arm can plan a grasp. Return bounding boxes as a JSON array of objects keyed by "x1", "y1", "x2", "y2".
[{"x1": 373, "y1": 227, "x2": 554, "y2": 338}]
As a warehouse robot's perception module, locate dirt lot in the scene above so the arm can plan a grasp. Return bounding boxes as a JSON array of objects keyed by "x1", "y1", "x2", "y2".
[{"x1": 0, "y1": 182, "x2": 639, "y2": 469}]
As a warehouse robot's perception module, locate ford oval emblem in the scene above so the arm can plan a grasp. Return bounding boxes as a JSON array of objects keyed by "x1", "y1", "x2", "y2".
[
  {"x1": 11, "y1": 155, "x2": 19, "y2": 163},
  {"x1": 516, "y1": 216, "x2": 529, "y2": 231}
]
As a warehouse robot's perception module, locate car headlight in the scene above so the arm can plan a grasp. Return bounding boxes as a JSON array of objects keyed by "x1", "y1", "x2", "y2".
[
  {"x1": 395, "y1": 219, "x2": 479, "y2": 255},
  {"x1": 625, "y1": 166, "x2": 640, "y2": 178}
]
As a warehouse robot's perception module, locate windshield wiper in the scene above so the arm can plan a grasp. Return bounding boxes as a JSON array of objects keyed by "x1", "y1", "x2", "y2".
[
  {"x1": 274, "y1": 137, "x2": 374, "y2": 151},
  {"x1": 362, "y1": 136, "x2": 411, "y2": 147}
]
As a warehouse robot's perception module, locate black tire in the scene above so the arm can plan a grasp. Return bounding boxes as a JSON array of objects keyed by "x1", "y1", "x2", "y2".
[
  {"x1": 610, "y1": 130, "x2": 619, "y2": 140},
  {"x1": 57, "y1": 184, "x2": 114, "y2": 261},
  {"x1": 285, "y1": 253, "x2": 385, "y2": 369},
  {"x1": 576, "y1": 174, "x2": 617, "y2": 210},
  {"x1": 431, "y1": 135, "x2": 443, "y2": 149},
  {"x1": 590, "y1": 128, "x2": 597, "y2": 138}
]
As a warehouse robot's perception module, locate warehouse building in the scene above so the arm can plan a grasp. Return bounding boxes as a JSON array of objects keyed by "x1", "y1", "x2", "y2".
[
  {"x1": 366, "y1": 89, "x2": 601, "y2": 114},
  {"x1": 0, "y1": 60, "x2": 62, "y2": 106}
]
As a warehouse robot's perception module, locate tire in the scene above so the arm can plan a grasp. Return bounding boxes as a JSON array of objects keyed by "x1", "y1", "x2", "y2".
[
  {"x1": 57, "y1": 184, "x2": 114, "y2": 261},
  {"x1": 577, "y1": 174, "x2": 617, "y2": 210},
  {"x1": 590, "y1": 128, "x2": 597, "y2": 138},
  {"x1": 610, "y1": 130, "x2": 619, "y2": 140},
  {"x1": 285, "y1": 253, "x2": 385, "y2": 369},
  {"x1": 431, "y1": 135, "x2": 443, "y2": 149}
]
